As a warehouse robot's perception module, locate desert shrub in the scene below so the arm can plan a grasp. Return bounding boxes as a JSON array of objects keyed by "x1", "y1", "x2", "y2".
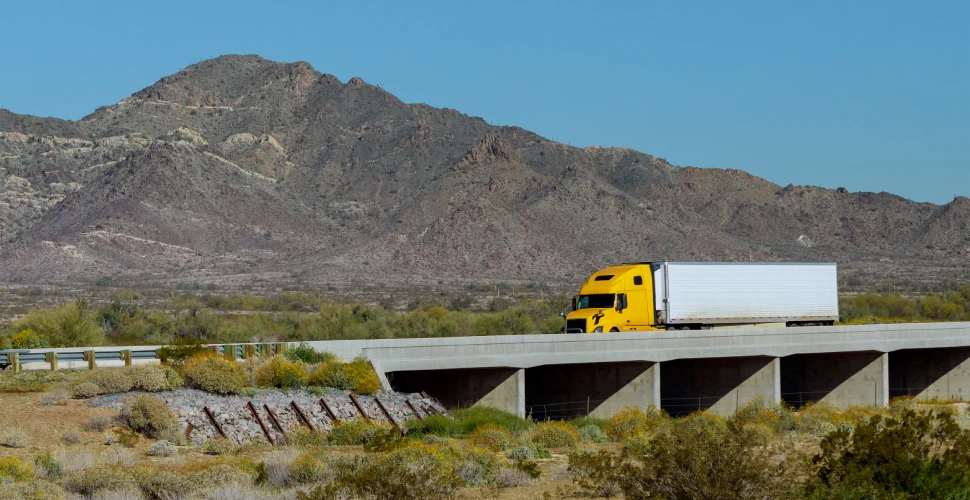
[
  {"x1": 123, "y1": 395, "x2": 179, "y2": 439},
  {"x1": 469, "y1": 423, "x2": 514, "y2": 452},
  {"x1": 131, "y1": 466, "x2": 197, "y2": 499},
  {"x1": 307, "y1": 362, "x2": 351, "y2": 389},
  {"x1": 113, "y1": 428, "x2": 141, "y2": 448},
  {"x1": 617, "y1": 412, "x2": 796, "y2": 500},
  {"x1": 0, "y1": 456, "x2": 33, "y2": 480},
  {"x1": 1, "y1": 428, "x2": 29, "y2": 448},
  {"x1": 449, "y1": 445, "x2": 506, "y2": 486},
  {"x1": 731, "y1": 396, "x2": 795, "y2": 433},
  {"x1": 73, "y1": 381, "x2": 101, "y2": 399},
  {"x1": 796, "y1": 401, "x2": 857, "y2": 438},
  {"x1": 622, "y1": 432, "x2": 656, "y2": 456},
  {"x1": 86, "y1": 369, "x2": 134, "y2": 395},
  {"x1": 0, "y1": 479, "x2": 66, "y2": 499},
  {"x1": 605, "y1": 405, "x2": 669, "y2": 442},
  {"x1": 8, "y1": 329, "x2": 49, "y2": 348},
  {"x1": 183, "y1": 354, "x2": 246, "y2": 394},
  {"x1": 146, "y1": 440, "x2": 177, "y2": 457},
  {"x1": 84, "y1": 414, "x2": 118, "y2": 432},
  {"x1": 61, "y1": 429, "x2": 83, "y2": 445},
  {"x1": 579, "y1": 424, "x2": 608, "y2": 443},
  {"x1": 569, "y1": 450, "x2": 622, "y2": 498},
  {"x1": 451, "y1": 406, "x2": 533, "y2": 435},
  {"x1": 495, "y1": 466, "x2": 534, "y2": 487},
  {"x1": 105, "y1": 446, "x2": 136, "y2": 467},
  {"x1": 35, "y1": 451, "x2": 61, "y2": 479},
  {"x1": 158, "y1": 338, "x2": 207, "y2": 369},
  {"x1": 163, "y1": 365, "x2": 183, "y2": 389},
  {"x1": 262, "y1": 450, "x2": 300, "y2": 488},
  {"x1": 15, "y1": 299, "x2": 105, "y2": 347},
  {"x1": 42, "y1": 386, "x2": 72, "y2": 406},
  {"x1": 508, "y1": 445, "x2": 535, "y2": 461},
  {"x1": 284, "y1": 428, "x2": 330, "y2": 447},
  {"x1": 344, "y1": 357, "x2": 382, "y2": 394},
  {"x1": 807, "y1": 408, "x2": 970, "y2": 498},
  {"x1": 125, "y1": 365, "x2": 169, "y2": 392},
  {"x1": 54, "y1": 450, "x2": 97, "y2": 475},
  {"x1": 291, "y1": 453, "x2": 325, "y2": 484},
  {"x1": 530, "y1": 421, "x2": 580, "y2": 448},
  {"x1": 303, "y1": 441, "x2": 471, "y2": 499},
  {"x1": 285, "y1": 343, "x2": 336, "y2": 364},
  {"x1": 203, "y1": 437, "x2": 239, "y2": 456},
  {"x1": 62, "y1": 466, "x2": 135, "y2": 496},
  {"x1": 329, "y1": 420, "x2": 381, "y2": 446},
  {"x1": 405, "y1": 413, "x2": 456, "y2": 437},
  {"x1": 255, "y1": 355, "x2": 308, "y2": 389}
]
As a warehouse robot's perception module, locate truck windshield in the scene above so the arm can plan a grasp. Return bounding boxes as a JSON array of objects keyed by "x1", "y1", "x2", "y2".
[{"x1": 576, "y1": 294, "x2": 615, "y2": 309}]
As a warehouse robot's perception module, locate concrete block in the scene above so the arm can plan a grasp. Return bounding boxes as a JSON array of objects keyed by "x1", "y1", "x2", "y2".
[{"x1": 782, "y1": 351, "x2": 888, "y2": 408}]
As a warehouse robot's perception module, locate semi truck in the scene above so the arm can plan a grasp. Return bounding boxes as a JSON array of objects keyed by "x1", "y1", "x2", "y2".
[{"x1": 563, "y1": 262, "x2": 838, "y2": 333}]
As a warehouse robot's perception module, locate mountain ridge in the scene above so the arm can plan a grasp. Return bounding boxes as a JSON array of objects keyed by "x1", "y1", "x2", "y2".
[{"x1": 0, "y1": 54, "x2": 966, "y2": 290}]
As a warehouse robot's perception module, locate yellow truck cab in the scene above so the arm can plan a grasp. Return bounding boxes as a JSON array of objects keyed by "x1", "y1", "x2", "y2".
[
  {"x1": 563, "y1": 261, "x2": 840, "y2": 333},
  {"x1": 564, "y1": 263, "x2": 658, "y2": 333}
]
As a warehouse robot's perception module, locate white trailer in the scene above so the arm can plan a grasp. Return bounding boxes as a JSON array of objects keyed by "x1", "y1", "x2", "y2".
[{"x1": 651, "y1": 262, "x2": 839, "y2": 327}]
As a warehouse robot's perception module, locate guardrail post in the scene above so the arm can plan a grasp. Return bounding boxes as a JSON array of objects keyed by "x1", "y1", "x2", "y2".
[
  {"x1": 45, "y1": 352, "x2": 58, "y2": 371},
  {"x1": 224, "y1": 345, "x2": 237, "y2": 361},
  {"x1": 257, "y1": 344, "x2": 270, "y2": 357},
  {"x1": 157, "y1": 347, "x2": 169, "y2": 365},
  {"x1": 243, "y1": 344, "x2": 256, "y2": 359},
  {"x1": 273, "y1": 343, "x2": 287, "y2": 356},
  {"x1": 120, "y1": 350, "x2": 132, "y2": 367},
  {"x1": 83, "y1": 350, "x2": 97, "y2": 370},
  {"x1": 7, "y1": 353, "x2": 19, "y2": 373}
]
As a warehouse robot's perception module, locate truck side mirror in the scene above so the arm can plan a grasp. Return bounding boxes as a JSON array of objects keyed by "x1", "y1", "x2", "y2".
[
  {"x1": 571, "y1": 297, "x2": 577, "y2": 311},
  {"x1": 617, "y1": 293, "x2": 628, "y2": 312}
]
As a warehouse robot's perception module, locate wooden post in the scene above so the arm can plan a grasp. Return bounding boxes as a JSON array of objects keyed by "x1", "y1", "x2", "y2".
[
  {"x1": 45, "y1": 352, "x2": 58, "y2": 371},
  {"x1": 8, "y1": 353, "x2": 19, "y2": 373},
  {"x1": 120, "y1": 350, "x2": 132, "y2": 367},
  {"x1": 83, "y1": 350, "x2": 97, "y2": 370},
  {"x1": 224, "y1": 345, "x2": 237, "y2": 361}
]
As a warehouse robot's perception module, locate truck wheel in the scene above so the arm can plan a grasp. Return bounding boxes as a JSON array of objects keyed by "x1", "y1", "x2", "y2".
[{"x1": 609, "y1": 327, "x2": 619, "y2": 332}]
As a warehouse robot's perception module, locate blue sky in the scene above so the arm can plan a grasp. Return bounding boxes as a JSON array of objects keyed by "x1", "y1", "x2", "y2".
[{"x1": 1, "y1": 1, "x2": 966, "y2": 203}]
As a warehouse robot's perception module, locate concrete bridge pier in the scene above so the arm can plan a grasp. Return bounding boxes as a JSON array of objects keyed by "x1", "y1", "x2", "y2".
[
  {"x1": 388, "y1": 367, "x2": 525, "y2": 417},
  {"x1": 781, "y1": 351, "x2": 889, "y2": 408}
]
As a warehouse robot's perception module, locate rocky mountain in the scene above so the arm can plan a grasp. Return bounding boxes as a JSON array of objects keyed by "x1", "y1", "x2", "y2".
[{"x1": 0, "y1": 55, "x2": 967, "y2": 290}]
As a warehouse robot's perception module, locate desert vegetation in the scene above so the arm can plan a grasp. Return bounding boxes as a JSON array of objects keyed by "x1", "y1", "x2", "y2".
[{"x1": 3, "y1": 286, "x2": 970, "y2": 349}]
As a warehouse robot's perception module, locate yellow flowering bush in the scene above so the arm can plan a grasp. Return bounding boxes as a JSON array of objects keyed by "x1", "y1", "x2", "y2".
[{"x1": 255, "y1": 355, "x2": 308, "y2": 389}]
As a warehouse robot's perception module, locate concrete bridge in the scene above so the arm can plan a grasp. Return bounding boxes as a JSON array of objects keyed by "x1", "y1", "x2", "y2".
[{"x1": 7, "y1": 322, "x2": 970, "y2": 418}]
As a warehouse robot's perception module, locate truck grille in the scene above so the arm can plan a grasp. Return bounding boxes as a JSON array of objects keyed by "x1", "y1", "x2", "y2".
[{"x1": 565, "y1": 319, "x2": 586, "y2": 334}]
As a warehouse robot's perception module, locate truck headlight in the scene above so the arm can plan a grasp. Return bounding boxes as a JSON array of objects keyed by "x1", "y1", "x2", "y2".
[{"x1": 593, "y1": 326, "x2": 603, "y2": 333}]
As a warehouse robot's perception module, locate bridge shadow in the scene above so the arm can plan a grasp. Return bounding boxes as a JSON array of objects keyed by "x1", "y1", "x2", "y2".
[
  {"x1": 889, "y1": 347, "x2": 970, "y2": 401},
  {"x1": 660, "y1": 356, "x2": 775, "y2": 416},
  {"x1": 781, "y1": 351, "x2": 883, "y2": 409},
  {"x1": 387, "y1": 367, "x2": 519, "y2": 409},
  {"x1": 525, "y1": 361, "x2": 655, "y2": 420}
]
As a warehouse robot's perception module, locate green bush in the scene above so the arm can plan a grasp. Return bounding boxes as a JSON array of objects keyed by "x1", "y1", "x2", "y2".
[
  {"x1": 469, "y1": 423, "x2": 514, "y2": 452},
  {"x1": 605, "y1": 405, "x2": 669, "y2": 442},
  {"x1": 579, "y1": 424, "x2": 609, "y2": 443},
  {"x1": 85, "y1": 369, "x2": 133, "y2": 395},
  {"x1": 0, "y1": 479, "x2": 66, "y2": 499},
  {"x1": 568, "y1": 450, "x2": 622, "y2": 498},
  {"x1": 530, "y1": 421, "x2": 580, "y2": 448},
  {"x1": 329, "y1": 421, "x2": 382, "y2": 446},
  {"x1": 62, "y1": 466, "x2": 135, "y2": 496},
  {"x1": 35, "y1": 451, "x2": 61, "y2": 479},
  {"x1": 123, "y1": 395, "x2": 179, "y2": 439},
  {"x1": 808, "y1": 408, "x2": 970, "y2": 498},
  {"x1": 291, "y1": 453, "x2": 325, "y2": 484},
  {"x1": 308, "y1": 362, "x2": 353, "y2": 390},
  {"x1": 450, "y1": 406, "x2": 532, "y2": 436},
  {"x1": 183, "y1": 354, "x2": 246, "y2": 394},
  {"x1": 286, "y1": 343, "x2": 336, "y2": 364},
  {"x1": 14, "y1": 299, "x2": 104, "y2": 347},
  {"x1": 124, "y1": 365, "x2": 170, "y2": 392},
  {"x1": 71, "y1": 382, "x2": 99, "y2": 400},
  {"x1": 0, "y1": 456, "x2": 33, "y2": 480},
  {"x1": 255, "y1": 355, "x2": 308, "y2": 389}
]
